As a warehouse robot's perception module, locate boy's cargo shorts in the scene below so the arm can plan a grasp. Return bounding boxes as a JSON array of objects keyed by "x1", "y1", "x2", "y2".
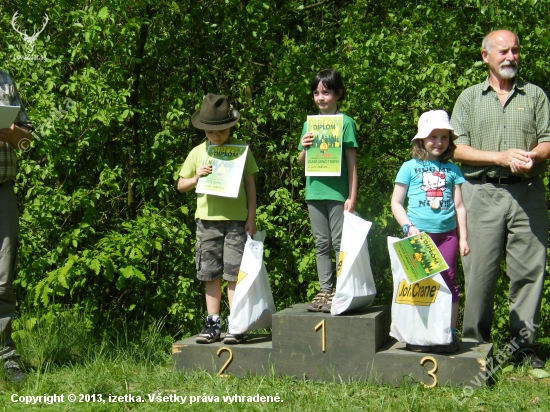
[{"x1": 195, "y1": 219, "x2": 246, "y2": 282}]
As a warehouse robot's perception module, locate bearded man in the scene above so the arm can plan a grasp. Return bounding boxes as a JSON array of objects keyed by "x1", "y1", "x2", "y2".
[{"x1": 451, "y1": 29, "x2": 550, "y2": 369}]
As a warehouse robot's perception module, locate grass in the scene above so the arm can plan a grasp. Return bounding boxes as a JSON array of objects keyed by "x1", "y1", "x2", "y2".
[{"x1": 1, "y1": 311, "x2": 549, "y2": 411}]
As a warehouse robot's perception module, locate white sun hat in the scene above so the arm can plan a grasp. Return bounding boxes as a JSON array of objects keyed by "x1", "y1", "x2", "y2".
[{"x1": 412, "y1": 110, "x2": 458, "y2": 141}]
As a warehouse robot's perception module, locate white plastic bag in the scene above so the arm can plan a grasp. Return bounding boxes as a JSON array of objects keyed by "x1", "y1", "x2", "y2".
[
  {"x1": 387, "y1": 236, "x2": 452, "y2": 346},
  {"x1": 228, "y1": 231, "x2": 276, "y2": 334},
  {"x1": 331, "y1": 212, "x2": 377, "y2": 315}
]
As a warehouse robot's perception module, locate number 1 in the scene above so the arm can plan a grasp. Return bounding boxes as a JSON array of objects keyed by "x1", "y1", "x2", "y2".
[{"x1": 315, "y1": 319, "x2": 326, "y2": 352}]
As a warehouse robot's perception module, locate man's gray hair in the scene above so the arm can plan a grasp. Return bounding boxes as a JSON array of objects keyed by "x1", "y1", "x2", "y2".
[{"x1": 482, "y1": 30, "x2": 520, "y2": 53}]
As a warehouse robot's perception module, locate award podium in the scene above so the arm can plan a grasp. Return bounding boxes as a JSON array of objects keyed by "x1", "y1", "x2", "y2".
[{"x1": 173, "y1": 304, "x2": 493, "y2": 387}]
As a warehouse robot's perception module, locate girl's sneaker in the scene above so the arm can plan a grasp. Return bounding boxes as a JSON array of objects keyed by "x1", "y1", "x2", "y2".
[
  {"x1": 223, "y1": 317, "x2": 244, "y2": 344},
  {"x1": 433, "y1": 333, "x2": 460, "y2": 353},
  {"x1": 406, "y1": 343, "x2": 432, "y2": 353},
  {"x1": 306, "y1": 292, "x2": 330, "y2": 312},
  {"x1": 224, "y1": 332, "x2": 244, "y2": 344},
  {"x1": 321, "y1": 292, "x2": 335, "y2": 313},
  {"x1": 196, "y1": 315, "x2": 221, "y2": 344}
]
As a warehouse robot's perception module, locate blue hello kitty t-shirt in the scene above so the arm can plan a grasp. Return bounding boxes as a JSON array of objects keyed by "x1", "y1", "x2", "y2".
[{"x1": 395, "y1": 159, "x2": 465, "y2": 233}]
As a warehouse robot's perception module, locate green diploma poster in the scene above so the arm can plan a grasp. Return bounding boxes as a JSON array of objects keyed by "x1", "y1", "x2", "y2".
[
  {"x1": 391, "y1": 232, "x2": 449, "y2": 284},
  {"x1": 305, "y1": 114, "x2": 344, "y2": 176},
  {"x1": 196, "y1": 144, "x2": 248, "y2": 198}
]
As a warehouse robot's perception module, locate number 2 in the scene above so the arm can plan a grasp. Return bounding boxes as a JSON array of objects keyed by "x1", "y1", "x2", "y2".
[{"x1": 217, "y1": 347, "x2": 233, "y2": 377}]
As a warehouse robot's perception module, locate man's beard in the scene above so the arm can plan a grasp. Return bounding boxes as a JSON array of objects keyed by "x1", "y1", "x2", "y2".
[{"x1": 499, "y1": 61, "x2": 518, "y2": 79}]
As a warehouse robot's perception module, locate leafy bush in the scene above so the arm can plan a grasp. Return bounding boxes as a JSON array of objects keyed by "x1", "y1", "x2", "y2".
[{"x1": 0, "y1": 0, "x2": 549, "y2": 340}]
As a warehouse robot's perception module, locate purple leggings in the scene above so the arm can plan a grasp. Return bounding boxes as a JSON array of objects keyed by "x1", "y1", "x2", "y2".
[{"x1": 427, "y1": 229, "x2": 460, "y2": 303}]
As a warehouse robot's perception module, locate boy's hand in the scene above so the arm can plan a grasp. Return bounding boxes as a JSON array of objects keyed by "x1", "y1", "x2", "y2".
[
  {"x1": 195, "y1": 165, "x2": 212, "y2": 179},
  {"x1": 244, "y1": 218, "x2": 257, "y2": 236},
  {"x1": 301, "y1": 132, "x2": 314, "y2": 148},
  {"x1": 459, "y1": 238, "x2": 470, "y2": 256},
  {"x1": 344, "y1": 198, "x2": 355, "y2": 213}
]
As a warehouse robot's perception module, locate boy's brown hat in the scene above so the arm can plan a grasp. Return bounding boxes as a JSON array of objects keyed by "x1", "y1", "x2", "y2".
[{"x1": 191, "y1": 94, "x2": 240, "y2": 130}]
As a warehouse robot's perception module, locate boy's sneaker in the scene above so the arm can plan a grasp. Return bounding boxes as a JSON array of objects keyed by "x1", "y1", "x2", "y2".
[
  {"x1": 306, "y1": 292, "x2": 330, "y2": 312},
  {"x1": 321, "y1": 291, "x2": 335, "y2": 313},
  {"x1": 223, "y1": 317, "x2": 244, "y2": 344},
  {"x1": 196, "y1": 315, "x2": 221, "y2": 344}
]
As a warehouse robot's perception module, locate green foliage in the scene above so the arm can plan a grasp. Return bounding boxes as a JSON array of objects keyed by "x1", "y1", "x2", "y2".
[
  {"x1": 11, "y1": 309, "x2": 174, "y2": 372},
  {"x1": 12, "y1": 309, "x2": 94, "y2": 367},
  {"x1": 0, "y1": 0, "x2": 549, "y2": 340},
  {"x1": 257, "y1": 187, "x2": 317, "y2": 305}
]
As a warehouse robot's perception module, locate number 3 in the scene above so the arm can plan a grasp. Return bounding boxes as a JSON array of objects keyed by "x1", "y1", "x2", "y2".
[{"x1": 420, "y1": 356, "x2": 438, "y2": 388}]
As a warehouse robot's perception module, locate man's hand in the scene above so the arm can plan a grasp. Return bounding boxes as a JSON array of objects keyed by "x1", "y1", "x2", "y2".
[
  {"x1": 499, "y1": 148, "x2": 534, "y2": 168},
  {"x1": 510, "y1": 156, "x2": 534, "y2": 175},
  {"x1": 509, "y1": 150, "x2": 537, "y2": 175}
]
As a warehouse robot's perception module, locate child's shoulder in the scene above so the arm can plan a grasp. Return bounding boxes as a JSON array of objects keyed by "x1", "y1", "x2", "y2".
[
  {"x1": 395, "y1": 159, "x2": 420, "y2": 180},
  {"x1": 184, "y1": 141, "x2": 208, "y2": 163}
]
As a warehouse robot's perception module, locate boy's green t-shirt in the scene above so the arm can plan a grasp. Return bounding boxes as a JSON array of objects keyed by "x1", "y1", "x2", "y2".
[
  {"x1": 180, "y1": 139, "x2": 258, "y2": 220},
  {"x1": 298, "y1": 113, "x2": 358, "y2": 201}
]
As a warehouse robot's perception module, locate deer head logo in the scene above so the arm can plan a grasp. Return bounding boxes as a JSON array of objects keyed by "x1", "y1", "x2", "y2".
[{"x1": 11, "y1": 12, "x2": 49, "y2": 55}]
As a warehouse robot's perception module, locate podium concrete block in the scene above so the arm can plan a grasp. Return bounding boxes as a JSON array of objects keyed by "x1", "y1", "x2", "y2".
[
  {"x1": 172, "y1": 303, "x2": 494, "y2": 387},
  {"x1": 172, "y1": 334, "x2": 272, "y2": 377},
  {"x1": 374, "y1": 340, "x2": 493, "y2": 387},
  {"x1": 271, "y1": 304, "x2": 391, "y2": 381}
]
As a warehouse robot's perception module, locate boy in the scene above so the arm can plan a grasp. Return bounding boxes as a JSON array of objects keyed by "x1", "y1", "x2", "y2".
[{"x1": 177, "y1": 94, "x2": 258, "y2": 344}]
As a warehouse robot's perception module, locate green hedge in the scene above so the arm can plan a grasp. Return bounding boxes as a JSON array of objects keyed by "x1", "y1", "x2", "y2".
[{"x1": 1, "y1": 0, "x2": 549, "y2": 341}]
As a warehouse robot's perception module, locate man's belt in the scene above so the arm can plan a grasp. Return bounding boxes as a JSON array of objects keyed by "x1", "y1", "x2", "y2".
[{"x1": 472, "y1": 175, "x2": 528, "y2": 185}]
